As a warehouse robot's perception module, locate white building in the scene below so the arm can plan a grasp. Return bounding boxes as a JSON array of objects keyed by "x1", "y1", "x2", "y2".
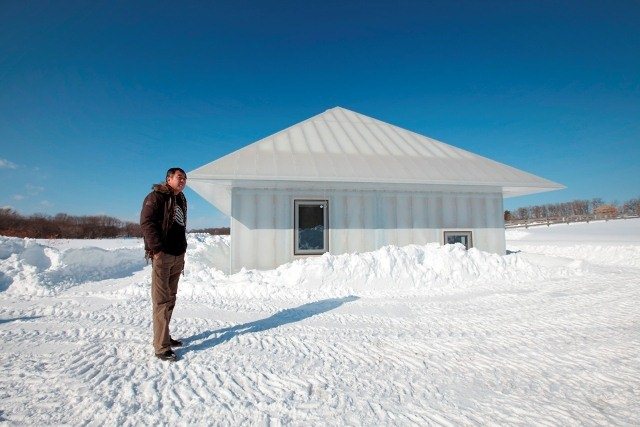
[{"x1": 188, "y1": 107, "x2": 563, "y2": 272}]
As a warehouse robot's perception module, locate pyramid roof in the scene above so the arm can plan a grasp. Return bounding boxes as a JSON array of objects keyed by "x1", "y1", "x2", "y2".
[{"x1": 188, "y1": 107, "x2": 563, "y2": 215}]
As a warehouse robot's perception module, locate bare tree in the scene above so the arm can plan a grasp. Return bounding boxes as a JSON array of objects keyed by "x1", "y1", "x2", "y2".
[
  {"x1": 516, "y1": 207, "x2": 529, "y2": 220},
  {"x1": 590, "y1": 198, "x2": 604, "y2": 213},
  {"x1": 622, "y1": 198, "x2": 640, "y2": 216}
]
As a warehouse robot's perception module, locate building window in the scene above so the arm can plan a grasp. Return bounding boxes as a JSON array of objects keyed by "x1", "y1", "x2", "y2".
[
  {"x1": 294, "y1": 200, "x2": 328, "y2": 255},
  {"x1": 444, "y1": 231, "x2": 473, "y2": 250}
]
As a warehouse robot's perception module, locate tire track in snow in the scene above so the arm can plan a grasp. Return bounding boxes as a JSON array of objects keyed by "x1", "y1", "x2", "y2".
[{"x1": 1, "y1": 260, "x2": 639, "y2": 424}]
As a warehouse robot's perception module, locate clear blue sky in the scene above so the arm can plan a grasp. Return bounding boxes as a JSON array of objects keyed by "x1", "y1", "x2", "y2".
[{"x1": 1, "y1": 0, "x2": 638, "y2": 228}]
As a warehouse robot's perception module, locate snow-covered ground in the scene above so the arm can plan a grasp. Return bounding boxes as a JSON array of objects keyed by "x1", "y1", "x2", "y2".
[{"x1": 1, "y1": 220, "x2": 639, "y2": 425}]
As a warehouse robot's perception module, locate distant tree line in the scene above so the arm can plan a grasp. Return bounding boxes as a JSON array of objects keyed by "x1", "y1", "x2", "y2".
[
  {"x1": 504, "y1": 197, "x2": 640, "y2": 222},
  {"x1": 0, "y1": 208, "x2": 143, "y2": 238},
  {"x1": 190, "y1": 227, "x2": 230, "y2": 235},
  {"x1": 0, "y1": 208, "x2": 232, "y2": 239}
]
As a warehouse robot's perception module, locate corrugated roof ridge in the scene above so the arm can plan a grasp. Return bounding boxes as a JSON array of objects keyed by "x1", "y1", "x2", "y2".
[
  {"x1": 322, "y1": 109, "x2": 359, "y2": 176},
  {"x1": 369, "y1": 117, "x2": 564, "y2": 187},
  {"x1": 201, "y1": 108, "x2": 339, "y2": 168},
  {"x1": 344, "y1": 108, "x2": 565, "y2": 188},
  {"x1": 202, "y1": 107, "x2": 426, "y2": 165},
  {"x1": 190, "y1": 106, "x2": 564, "y2": 190}
]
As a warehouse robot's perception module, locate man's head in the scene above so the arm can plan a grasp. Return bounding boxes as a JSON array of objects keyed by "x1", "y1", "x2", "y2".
[{"x1": 166, "y1": 167, "x2": 187, "y2": 194}]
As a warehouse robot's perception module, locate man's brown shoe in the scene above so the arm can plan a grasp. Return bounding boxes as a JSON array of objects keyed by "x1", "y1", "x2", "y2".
[
  {"x1": 155, "y1": 349, "x2": 177, "y2": 362},
  {"x1": 170, "y1": 337, "x2": 183, "y2": 347}
]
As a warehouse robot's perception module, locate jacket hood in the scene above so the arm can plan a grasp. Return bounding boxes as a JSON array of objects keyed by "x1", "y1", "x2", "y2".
[{"x1": 152, "y1": 183, "x2": 176, "y2": 194}]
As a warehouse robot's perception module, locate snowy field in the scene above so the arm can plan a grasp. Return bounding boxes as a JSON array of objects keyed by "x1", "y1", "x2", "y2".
[{"x1": 1, "y1": 219, "x2": 639, "y2": 425}]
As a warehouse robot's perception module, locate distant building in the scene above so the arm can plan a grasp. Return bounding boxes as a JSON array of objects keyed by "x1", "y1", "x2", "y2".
[
  {"x1": 189, "y1": 107, "x2": 563, "y2": 272},
  {"x1": 595, "y1": 204, "x2": 618, "y2": 218}
]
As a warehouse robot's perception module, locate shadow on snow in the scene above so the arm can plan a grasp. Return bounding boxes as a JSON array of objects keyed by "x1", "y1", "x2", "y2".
[
  {"x1": 182, "y1": 295, "x2": 359, "y2": 354},
  {"x1": 0, "y1": 316, "x2": 44, "y2": 325}
]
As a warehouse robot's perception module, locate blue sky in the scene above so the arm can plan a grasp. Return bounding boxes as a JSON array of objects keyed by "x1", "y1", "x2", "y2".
[{"x1": 1, "y1": 0, "x2": 638, "y2": 228}]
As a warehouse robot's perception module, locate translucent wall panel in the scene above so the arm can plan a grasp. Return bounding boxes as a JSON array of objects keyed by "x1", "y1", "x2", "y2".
[{"x1": 230, "y1": 186, "x2": 505, "y2": 272}]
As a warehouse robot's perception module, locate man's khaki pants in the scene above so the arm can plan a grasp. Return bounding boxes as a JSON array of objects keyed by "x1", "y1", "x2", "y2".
[{"x1": 152, "y1": 252, "x2": 185, "y2": 354}]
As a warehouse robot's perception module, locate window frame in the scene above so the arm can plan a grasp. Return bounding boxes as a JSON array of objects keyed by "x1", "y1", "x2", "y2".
[
  {"x1": 443, "y1": 230, "x2": 473, "y2": 250},
  {"x1": 294, "y1": 199, "x2": 329, "y2": 255}
]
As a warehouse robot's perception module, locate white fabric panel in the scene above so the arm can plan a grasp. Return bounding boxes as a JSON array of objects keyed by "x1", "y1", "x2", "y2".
[
  {"x1": 229, "y1": 186, "x2": 508, "y2": 273},
  {"x1": 412, "y1": 195, "x2": 428, "y2": 242},
  {"x1": 442, "y1": 195, "x2": 457, "y2": 229},
  {"x1": 256, "y1": 193, "x2": 275, "y2": 269},
  {"x1": 378, "y1": 194, "x2": 398, "y2": 247},
  {"x1": 456, "y1": 194, "x2": 470, "y2": 226},
  {"x1": 231, "y1": 191, "x2": 254, "y2": 272},
  {"x1": 428, "y1": 194, "x2": 443, "y2": 228},
  {"x1": 273, "y1": 193, "x2": 291, "y2": 267},
  {"x1": 346, "y1": 194, "x2": 366, "y2": 253},
  {"x1": 396, "y1": 194, "x2": 413, "y2": 247},
  {"x1": 471, "y1": 196, "x2": 486, "y2": 228},
  {"x1": 330, "y1": 195, "x2": 348, "y2": 252}
]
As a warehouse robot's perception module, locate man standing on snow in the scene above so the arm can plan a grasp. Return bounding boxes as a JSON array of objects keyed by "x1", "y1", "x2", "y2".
[{"x1": 140, "y1": 167, "x2": 188, "y2": 362}]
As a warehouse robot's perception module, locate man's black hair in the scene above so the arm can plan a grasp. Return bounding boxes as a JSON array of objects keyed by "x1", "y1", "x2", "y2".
[{"x1": 166, "y1": 167, "x2": 187, "y2": 181}]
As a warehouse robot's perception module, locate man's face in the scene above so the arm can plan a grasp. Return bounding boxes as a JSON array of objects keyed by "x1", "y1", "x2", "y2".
[{"x1": 167, "y1": 171, "x2": 187, "y2": 193}]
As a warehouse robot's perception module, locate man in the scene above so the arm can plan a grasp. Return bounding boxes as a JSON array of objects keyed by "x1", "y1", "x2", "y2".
[{"x1": 140, "y1": 167, "x2": 188, "y2": 362}]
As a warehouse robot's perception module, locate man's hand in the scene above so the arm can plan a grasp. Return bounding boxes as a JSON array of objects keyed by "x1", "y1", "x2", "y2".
[{"x1": 153, "y1": 251, "x2": 163, "y2": 260}]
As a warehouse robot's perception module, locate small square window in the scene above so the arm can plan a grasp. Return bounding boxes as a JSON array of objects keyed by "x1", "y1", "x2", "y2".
[
  {"x1": 294, "y1": 200, "x2": 328, "y2": 255},
  {"x1": 444, "y1": 231, "x2": 473, "y2": 250}
]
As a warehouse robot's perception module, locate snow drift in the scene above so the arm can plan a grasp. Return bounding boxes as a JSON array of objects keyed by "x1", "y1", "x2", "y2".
[
  {"x1": 1, "y1": 232, "x2": 582, "y2": 299},
  {"x1": 0, "y1": 237, "x2": 147, "y2": 296}
]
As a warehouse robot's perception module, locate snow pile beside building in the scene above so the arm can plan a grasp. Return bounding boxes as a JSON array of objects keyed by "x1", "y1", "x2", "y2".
[
  {"x1": 266, "y1": 244, "x2": 580, "y2": 297},
  {"x1": 5, "y1": 219, "x2": 638, "y2": 299},
  {"x1": 2, "y1": 233, "x2": 579, "y2": 299},
  {"x1": 184, "y1": 233, "x2": 230, "y2": 274},
  {"x1": 0, "y1": 236, "x2": 147, "y2": 296},
  {"x1": 180, "y1": 240, "x2": 583, "y2": 301}
]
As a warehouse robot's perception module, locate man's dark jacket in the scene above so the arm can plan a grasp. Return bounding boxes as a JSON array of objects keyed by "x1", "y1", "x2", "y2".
[{"x1": 140, "y1": 183, "x2": 188, "y2": 259}]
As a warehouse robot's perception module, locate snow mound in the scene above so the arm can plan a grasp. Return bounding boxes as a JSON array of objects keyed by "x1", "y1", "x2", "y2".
[
  {"x1": 0, "y1": 236, "x2": 146, "y2": 296},
  {"x1": 185, "y1": 233, "x2": 230, "y2": 273},
  {"x1": 281, "y1": 243, "x2": 581, "y2": 293},
  {"x1": 2, "y1": 233, "x2": 585, "y2": 298},
  {"x1": 179, "y1": 242, "x2": 584, "y2": 300}
]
